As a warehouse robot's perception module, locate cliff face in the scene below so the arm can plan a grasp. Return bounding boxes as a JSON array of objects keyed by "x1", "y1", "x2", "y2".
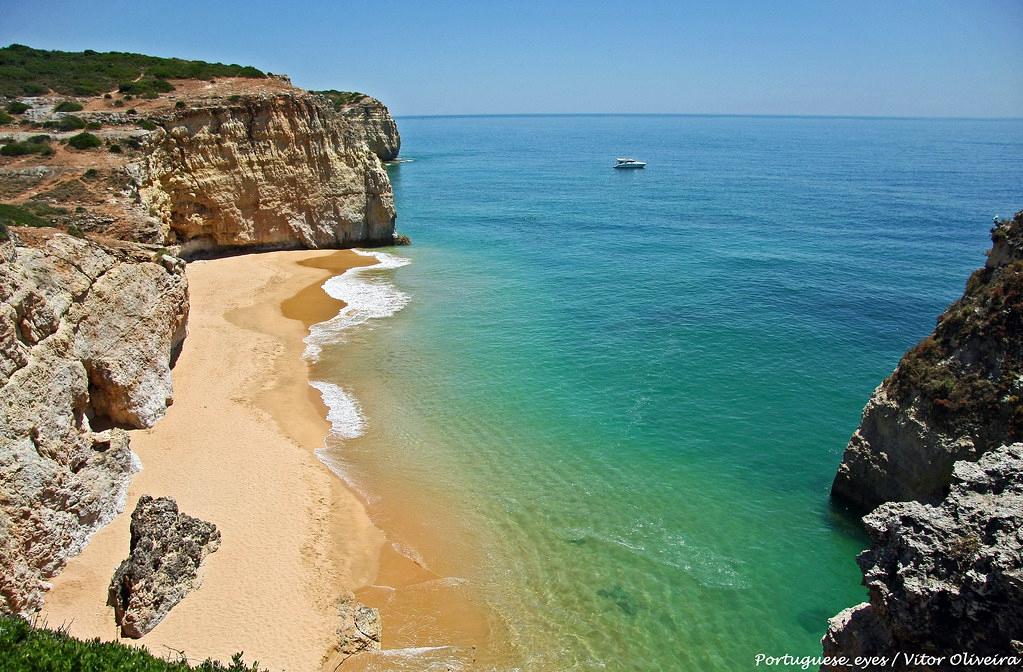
[
  {"x1": 822, "y1": 443, "x2": 1023, "y2": 671},
  {"x1": 336, "y1": 94, "x2": 401, "y2": 162},
  {"x1": 833, "y1": 213, "x2": 1023, "y2": 511},
  {"x1": 824, "y1": 212, "x2": 1023, "y2": 669},
  {"x1": 0, "y1": 232, "x2": 188, "y2": 614},
  {"x1": 137, "y1": 93, "x2": 397, "y2": 256}
]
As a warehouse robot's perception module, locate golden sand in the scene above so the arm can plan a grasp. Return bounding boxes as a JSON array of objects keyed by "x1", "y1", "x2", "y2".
[{"x1": 42, "y1": 250, "x2": 385, "y2": 671}]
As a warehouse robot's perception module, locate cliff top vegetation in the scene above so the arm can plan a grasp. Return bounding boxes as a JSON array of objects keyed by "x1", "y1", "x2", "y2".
[{"x1": 0, "y1": 44, "x2": 265, "y2": 97}]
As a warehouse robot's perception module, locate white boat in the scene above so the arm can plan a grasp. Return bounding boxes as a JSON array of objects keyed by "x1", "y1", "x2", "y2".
[{"x1": 614, "y1": 157, "x2": 646, "y2": 169}]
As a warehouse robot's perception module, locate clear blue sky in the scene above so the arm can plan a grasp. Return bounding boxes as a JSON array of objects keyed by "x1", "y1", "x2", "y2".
[{"x1": 2, "y1": 0, "x2": 1021, "y2": 117}]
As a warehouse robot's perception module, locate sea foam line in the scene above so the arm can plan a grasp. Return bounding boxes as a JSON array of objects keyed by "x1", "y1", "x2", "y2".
[
  {"x1": 305, "y1": 249, "x2": 410, "y2": 497},
  {"x1": 303, "y1": 248, "x2": 411, "y2": 360}
]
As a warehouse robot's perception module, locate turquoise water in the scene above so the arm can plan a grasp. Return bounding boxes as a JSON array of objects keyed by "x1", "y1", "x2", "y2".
[{"x1": 315, "y1": 115, "x2": 1023, "y2": 671}]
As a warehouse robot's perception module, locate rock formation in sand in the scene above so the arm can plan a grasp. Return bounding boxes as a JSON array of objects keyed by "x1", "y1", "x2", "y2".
[
  {"x1": 0, "y1": 232, "x2": 188, "y2": 615},
  {"x1": 832, "y1": 212, "x2": 1023, "y2": 512},
  {"x1": 108, "y1": 495, "x2": 221, "y2": 638}
]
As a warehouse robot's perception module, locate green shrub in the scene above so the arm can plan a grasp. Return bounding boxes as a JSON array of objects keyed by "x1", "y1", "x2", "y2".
[
  {"x1": 53, "y1": 100, "x2": 83, "y2": 112},
  {"x1": 175, "y1": 100, "x2": 186, "y2": 109},
  {"x1": 139, "y1": 119, "x2": 158, "y2": 131},
  {"x1": 83, "y1": 168, "x2": 99, "y2": 179},
  {"x1": 113, "y1": 99, "x2": 125, "y2": 107},
  {"x1": 0, "y1": 220, "x2": 8, "y2": 241},
  {"x1": 67, "y1": 132, "x2": 101, "y2": 150},
  {"x1": 312, "y1": 90, "x2": 368, "y2": 111},
  {"x1": 0, "y1": 140, "x2": 53, "y2": 156},
  {"x1": 103, "y1": 92, "x2": 112, "y2": 99},
  {"x1": 228, "y1": 94, "x2": 243, "y2": 102},
  {"x1": 27, "y1": 134, "x2": 50, "y2": 144},
  {"x1": 127, "y1": 108, "x2": 137, "y2": 115},
  {"x1": 108, "y1": 143, "x2": 122, "y2": 153},
  {"x1": 44, "y1": 115, "x2": 86, "y2": 131},
  {"x1": 0, "y1": 111, "x2": 12, "y2": 124},
  {"x1": 66, "y1": 223, "x2": 85, "y2": 238},
  {"x1": 0, "y1": 44, "x2": 266, "y2": 97},
  {"x1": 0, "y1": 616, "x2": 267, "y2": 671},
  {"x1": 6, "y1": 101, "x2": 29, "y2": 114},
  {"x1": 86, "y1": 121, "x2": 102, "y2": 130}
]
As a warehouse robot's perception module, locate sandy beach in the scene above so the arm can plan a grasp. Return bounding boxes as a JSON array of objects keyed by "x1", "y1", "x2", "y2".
[{"x1": 42, "y1": 250, "x2": 386, "y2": 671}]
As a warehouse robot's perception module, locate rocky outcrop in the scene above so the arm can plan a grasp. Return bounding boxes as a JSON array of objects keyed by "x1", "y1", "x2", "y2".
[
  {"x1": 822, "y1": 443, "x2": 1023, "y2": 670},
  {"x1": 336, "y1": 94, "x2": 401, "y2": 162},
  {"x1": 322, "y1": 596, "x2": 381, "y2": 669},
  {"x1": 832, "y1": 212, "x2": 1023, "y2": 512},
  {"x1": 109, "y1": 496, "x2": 220, "y2": 638},
  {"x1": 136, "y1": 93, "x2": 397, "y2": 256},
  {"x1": 0, "y1": 232, "x2": 188, "y2": 615}
]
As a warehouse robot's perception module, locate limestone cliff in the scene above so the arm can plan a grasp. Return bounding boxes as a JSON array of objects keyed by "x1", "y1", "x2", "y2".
[
  {"x1": 822, "y1": 444, "x2": 1023, "y2": 671},
  {"x1": 823, "y1": 212, "x2": 1023, "y2": 669},
  {"x1": 832, "y1": 212, "x2": 1023, "y2": 511},
  {"x1": 137, "y1": 92, "x2": 397, "y2": 256},
  {"x1": 335, "y1": 94, "x2": 401, "y2": 162},
  {"x1": 0, "y1": 231, "x2": 188, "y2": 614}
]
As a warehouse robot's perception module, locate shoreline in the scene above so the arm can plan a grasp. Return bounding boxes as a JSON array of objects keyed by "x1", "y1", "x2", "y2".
[{"x1": 42, "y1": 249, "x2": 386, "y2": 671}]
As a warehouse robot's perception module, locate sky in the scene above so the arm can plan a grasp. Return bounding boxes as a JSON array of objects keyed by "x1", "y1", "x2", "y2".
[{"x1": 1, "y1": 0, "x2": 1021, "y2": 117}]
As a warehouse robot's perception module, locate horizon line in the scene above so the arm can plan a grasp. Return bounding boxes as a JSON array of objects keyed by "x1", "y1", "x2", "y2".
[{"x1": 394, "y1": 112, "x2": 1023, "y2": 122}]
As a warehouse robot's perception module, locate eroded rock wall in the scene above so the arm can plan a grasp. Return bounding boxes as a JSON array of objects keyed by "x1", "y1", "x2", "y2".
[
  {"x1": 832, "y1": 212, "x2": 1023, "y2": 512},
  {"x1": 337, "y1": 95, "x2": 401, "y2": 162},
  {"x1": 823, "y1": 444, "x2": 1023, "y2": 671},
  {"x1": 0, "y1": 233, "x2": 188, "y2": 614},
  {"x1": 137, "y1": 93, "x2": 396, "y2": 256}
]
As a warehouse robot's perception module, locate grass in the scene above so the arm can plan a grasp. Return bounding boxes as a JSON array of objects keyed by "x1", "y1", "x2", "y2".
[
  {"x1": 0, "y1": 44, "x2": 266, "y2": 97},
  {"x1": 0, "y1": 616, "x2": 266, "y2": 671},
  {"x1": 67, "y1": 132, "x2": 102, "y2": 150},
  {"x1": 311, "y1": 89, "x2": 369, "y2": 110},
  {"x1": 0, "y1": 202, "x2": 50, "y2": 227}
]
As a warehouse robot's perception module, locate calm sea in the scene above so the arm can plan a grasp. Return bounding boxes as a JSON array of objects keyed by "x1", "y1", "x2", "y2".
[{"x1": 309, "y1": 115, "x2": 1023, "y2": 671}]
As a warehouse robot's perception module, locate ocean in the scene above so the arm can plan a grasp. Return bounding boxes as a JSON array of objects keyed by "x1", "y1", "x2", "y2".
[{"x1": 307, "y1": 115, "x2": 1023, "y2": 671}]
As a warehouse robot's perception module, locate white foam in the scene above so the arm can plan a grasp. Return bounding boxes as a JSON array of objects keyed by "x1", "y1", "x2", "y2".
[
  {"x1": 309, "y1": 381, "x2": 365, "y2": 440},
  {"x1": 303, "y1": 249, "x2": 411, "y2": 360}
]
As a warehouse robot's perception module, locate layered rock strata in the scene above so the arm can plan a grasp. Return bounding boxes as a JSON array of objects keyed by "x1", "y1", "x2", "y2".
[
  {"x1": 0, "y1": 232, "x2": 188, "y2": 615},
  {"x1": 137, "y1": 93, "x2": 397, "y2": 256},
  {"x1": 108, "y1": 495, "x2": 221, "y2": 638},
  {"x1": 336, "y1": 94, "x2": 401, "y2": 162}
]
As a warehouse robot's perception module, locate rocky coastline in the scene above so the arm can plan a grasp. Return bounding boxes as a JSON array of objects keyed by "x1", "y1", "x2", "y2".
[
  {"x1": 0, "y1": 54, "x2": 400, "y2": 647},
  {"x1": 824, "y1": 212, "x2": 1023, "y2": 669}
]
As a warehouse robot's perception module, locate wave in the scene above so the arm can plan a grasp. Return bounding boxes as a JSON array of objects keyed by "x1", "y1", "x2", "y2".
[
  {"x1": 303, "y1": 249, "x2": 411, "y2": 360},
  {"x1": 309, "y1": 380, "x2": 365, "y2": 440}
]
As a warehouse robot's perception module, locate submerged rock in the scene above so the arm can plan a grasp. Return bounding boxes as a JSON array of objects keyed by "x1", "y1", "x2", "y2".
[
  {"x1": 109, "y1": 496, "x2": 220, "y2": 638},
  {"x1": 822, "y1": 444, "x2": 1023, "y2": 669}
]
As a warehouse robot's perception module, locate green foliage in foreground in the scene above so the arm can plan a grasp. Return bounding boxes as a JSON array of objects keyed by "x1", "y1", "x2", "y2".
[
  {"x1": 0, "y1": 616, "x2": 266, "y2": 671},
  {"x1": 0, "y1": 43, "x2": 266, "y2": 97},
  {"x1": 311, "y1": 89, "x2": 369, "y2": 110}
]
